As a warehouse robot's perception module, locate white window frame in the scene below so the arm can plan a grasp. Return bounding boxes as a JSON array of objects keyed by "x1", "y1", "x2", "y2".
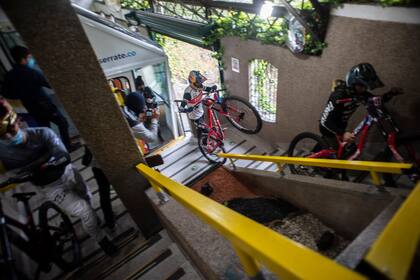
[{"x1": 249, "y1": 59, "x2": 278, "y2": 123}]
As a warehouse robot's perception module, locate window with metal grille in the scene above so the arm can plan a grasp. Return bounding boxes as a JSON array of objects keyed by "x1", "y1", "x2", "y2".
[{"x1": 249, "y1": 59, "x2": 278, "y2": 123}]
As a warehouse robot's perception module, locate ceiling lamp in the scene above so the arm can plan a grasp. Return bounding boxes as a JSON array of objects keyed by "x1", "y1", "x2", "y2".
[{"x1": 259, "y1": 1, "x2": 274, "y2": 19}]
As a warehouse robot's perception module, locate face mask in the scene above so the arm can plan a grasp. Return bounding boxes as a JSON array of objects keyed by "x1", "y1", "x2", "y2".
[
  {"x1": 27, "y1": 57, "x2": 37, "y2": 69},
  {"x1": 0, "y1": 129, "x2": 24, "y2": 146}
]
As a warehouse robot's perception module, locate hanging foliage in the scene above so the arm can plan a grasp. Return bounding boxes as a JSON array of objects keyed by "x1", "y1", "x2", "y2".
[
  {"x1": 203, "y1": 10, "x2": 327, "y2": 56},
  {"x1": 121, "y1": 0, "x2": 416, "y2": 58},
  {"x1": 121, "y1": 0, "x2": 150, "y2": 10}
]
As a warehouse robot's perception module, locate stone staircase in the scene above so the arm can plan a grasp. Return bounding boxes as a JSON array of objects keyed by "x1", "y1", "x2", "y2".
[{"x1": 3, "y1": 145, "x2": 201, "y2": 280}]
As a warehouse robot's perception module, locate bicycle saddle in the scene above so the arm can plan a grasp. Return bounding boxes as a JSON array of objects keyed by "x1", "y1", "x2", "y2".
[{"x1": 12, "y1": 192, "x2": 37, "y2": 201}]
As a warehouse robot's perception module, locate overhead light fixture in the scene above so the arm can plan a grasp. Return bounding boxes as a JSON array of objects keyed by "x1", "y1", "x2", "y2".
[{"x1": 259, "y1": 1, "x2": 273, "y2": 19}]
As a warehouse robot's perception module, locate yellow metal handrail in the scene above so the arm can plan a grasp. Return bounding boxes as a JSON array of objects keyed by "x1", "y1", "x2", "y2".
[
  {"x1": 364, "y1": 182, "x2": 420, "y2": 280},
  {"x1": 218, "y1": 153, "x2": 413, "y2": 186},
  {"x1": 136, "y1": 163, "x2": 366, "y2": 280}
]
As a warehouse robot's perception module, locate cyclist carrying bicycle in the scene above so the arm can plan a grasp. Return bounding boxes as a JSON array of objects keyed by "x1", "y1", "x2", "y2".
[
  {"x1": 0, "y1": 98, "x2": 117, "y2": 256},
  {"x1": 319, "y1": 63, "x2": 403, "y2": 151},
  {"x1": 180, "y1": 70, "x2": 217, "y2": 134}
]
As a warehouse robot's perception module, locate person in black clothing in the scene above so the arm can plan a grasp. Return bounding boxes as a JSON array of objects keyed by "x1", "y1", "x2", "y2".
[
  {"x1": 125, "y1": 76, "x2": 146, "y2": 117},
  {"x1": 1, "y1": 46, "x2": 76, "y2": 151},
  {"x1": 319, "y1": 63, "x2": 402, "y2": 150},
  {"x1": 82, "y1": 146, "x2": 115, "y2": 230}
]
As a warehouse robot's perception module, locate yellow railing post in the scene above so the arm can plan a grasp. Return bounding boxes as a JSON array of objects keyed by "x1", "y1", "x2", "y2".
[
  {"x1": 276, "y1": 163, "x2": 285, "y2": 174},
  {"x1": 370, "y1": 170, "x2": 381, "y2": 186},
  {"x1": 228, "y1": 157, "x2": 237, "y2": 170},
  {"x1": 233, "y1": 245, "x2": 263, "y2": 279},
  {"x1": 150, "y1": 181, "x2": 169, "y2": 204}
]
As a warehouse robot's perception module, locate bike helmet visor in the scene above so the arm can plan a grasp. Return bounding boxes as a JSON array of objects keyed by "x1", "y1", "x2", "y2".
[
  {"x1": 345, "y1": 63, "x2": 384, "y2": 90},
  {"x1": 188, "y1": 70, "x2": 207, "y2": 89},
  {"x1": 0, "y1": 100, "x2": 18, "y2": 137}
]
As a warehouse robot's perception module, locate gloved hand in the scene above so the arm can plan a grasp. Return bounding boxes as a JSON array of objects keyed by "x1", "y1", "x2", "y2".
[{"x1": 211, "y1": 85, "x2": 218, "y2": 92}]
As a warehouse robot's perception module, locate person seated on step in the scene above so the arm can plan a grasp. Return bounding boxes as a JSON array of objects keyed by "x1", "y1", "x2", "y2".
[{"x1": 0, "y1": 98, "x2": 118, "y2": 257}]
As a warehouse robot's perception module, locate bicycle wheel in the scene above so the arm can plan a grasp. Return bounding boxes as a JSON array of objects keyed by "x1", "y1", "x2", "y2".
[
  {"x1": 384, "y1": 133, "x2": 420, "y2": 188},
  {"x1": 198, "y1": 133, "x2": 227, "y2": 164},
  {"x1": 287, "y1": 132, "x2": 335, "y2": 177},
  {"x1": 39, "y1": 202, "x2": 81, "y2": 271},
  {"x1": 222, "y1": 96, "x2": 262, "y2": 134}
]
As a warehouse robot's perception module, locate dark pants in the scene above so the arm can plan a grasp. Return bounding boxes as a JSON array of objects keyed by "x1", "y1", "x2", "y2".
[
  {"x1": 91, "y1": 167, "x2": 115, "y2": 228},
  {"x1": 32, "y1": 109, "x2": 72, "y2": 150},
  {"x1": 319, "y1": 124, "x2": 339, "y2": 151},
  {"x1": 319, "y1": 124, "x2": 348, "y2": 180}
]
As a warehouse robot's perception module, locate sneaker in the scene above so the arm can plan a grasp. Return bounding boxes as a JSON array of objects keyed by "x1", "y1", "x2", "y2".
[{"x1": 98, "y1": 237, "x2": 118, "y2": 257}]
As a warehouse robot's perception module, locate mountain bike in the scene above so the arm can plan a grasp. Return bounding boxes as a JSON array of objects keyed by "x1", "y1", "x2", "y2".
[
  {"x1": 287, "y1": 94, "x2": 420, "y2": 187},
  {"x1": 176, "y1": 89, "x2": 262, "y2": 164},
  {"x1": 0, "y1": 174, "x2": 81, "y2": 280}
]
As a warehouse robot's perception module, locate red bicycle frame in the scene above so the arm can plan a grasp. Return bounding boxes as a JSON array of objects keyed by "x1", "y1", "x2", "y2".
[
  {"x1": 309, "y1": 110, "x2": 404, "y2": 162},
  {"x1": 201, "y1": 97, "x2": 225, "y2": 153}
]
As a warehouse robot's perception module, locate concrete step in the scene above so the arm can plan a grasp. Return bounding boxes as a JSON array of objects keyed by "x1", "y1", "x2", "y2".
[
  {"x1": 126, "y1": 243, "x2": 186, "y2": 280},
  {"x1": 102, "y1": 230, "x2": 173, "y2": 280},
  {"x1": 46, "y1": 227, "x2": 140, "y2": 280},
  {"x1": 177, "y1": 262, "x2": 203, "y2": 280},
  {"x1": 60, "y1": 228, "x2": 152, "y2": 280}
]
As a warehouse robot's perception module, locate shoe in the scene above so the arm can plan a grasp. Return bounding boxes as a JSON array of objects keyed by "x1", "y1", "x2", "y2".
[{"x1": 98, "y1": 237, "x2": 118, "y2": 257}]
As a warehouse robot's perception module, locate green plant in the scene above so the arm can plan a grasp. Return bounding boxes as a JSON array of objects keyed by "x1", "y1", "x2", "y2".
[
  {"x1": 153, "y1": 33, "x2": 167, "y2": 47},
  {"x1": 251, "y1": 59, "x2": 277, "y2": 116},
  {"x1": 121, "y1": 0, "x2": 150, "y2": 10},
  {"x1": 203, "y1": 10, "x2": 325, "y2": 56}
]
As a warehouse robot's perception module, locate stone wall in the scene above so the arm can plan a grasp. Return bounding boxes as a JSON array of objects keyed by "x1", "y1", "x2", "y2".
[{"x1": 222, "y1": 8, "x2": 420, "y2": 146}]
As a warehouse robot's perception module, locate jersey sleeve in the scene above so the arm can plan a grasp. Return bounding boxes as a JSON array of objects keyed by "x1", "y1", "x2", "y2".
[
  {"x1": 181, "y1": 90, "x2": 194, "y2": 112},
  {"x1": 320, "y1": 91, "x2": 345, "y2": 135},
  {"x1": 39, "y1": 128, "x2": 71, "y2": 166}
]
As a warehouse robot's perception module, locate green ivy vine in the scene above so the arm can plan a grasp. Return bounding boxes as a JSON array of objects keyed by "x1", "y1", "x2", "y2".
[
  {"x1": 121, "y1": 0, "x2": 417, "y2": 59},
  {"x1": 121, "y1": 0, "x2": 150, "y2": 10},
  {"x1": 203, "y1": 10, "x2": 327, "y2": 57},
  {"x1": 252, "y1": 59, "x2": 276, "y2": 115}
]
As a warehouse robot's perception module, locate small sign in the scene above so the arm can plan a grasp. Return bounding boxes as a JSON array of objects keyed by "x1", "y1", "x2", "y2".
[{"x1": 231, "y1": 57, "x2": 240, "y2": 73}]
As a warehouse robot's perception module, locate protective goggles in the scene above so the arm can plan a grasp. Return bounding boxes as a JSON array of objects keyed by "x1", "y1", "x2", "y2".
[{"x1": 0, "y1": 110, "x2": 17, "y2": 137}]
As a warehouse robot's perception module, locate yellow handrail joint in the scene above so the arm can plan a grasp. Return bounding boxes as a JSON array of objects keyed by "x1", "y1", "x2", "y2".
[{"x1": 365, "y1": 182, "x2": 420, "y2": 280}]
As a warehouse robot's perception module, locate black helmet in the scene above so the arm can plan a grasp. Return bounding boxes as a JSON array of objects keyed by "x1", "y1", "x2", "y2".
[{"x1": 345, "y1": 63, "x2": 384, "y2": 90}]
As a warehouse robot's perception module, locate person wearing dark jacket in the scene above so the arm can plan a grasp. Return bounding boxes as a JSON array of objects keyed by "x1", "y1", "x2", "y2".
[
  {"x1": 82, "y1": 146, "x2": 115, "y2": 230},
  {"x1": 319, "y1": 63, "x2": 402, "y2": 149},
  {"x1": 125, "y1": 76, "x2": 146, "y2": 117},
  {"x1": 2, "y1": 46, "x2": 75, "y2": 151}
]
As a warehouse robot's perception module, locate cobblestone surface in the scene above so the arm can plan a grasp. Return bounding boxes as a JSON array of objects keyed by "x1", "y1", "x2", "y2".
[{"x1": 267, "y1": 212, "x2": 350, "y2": 258}]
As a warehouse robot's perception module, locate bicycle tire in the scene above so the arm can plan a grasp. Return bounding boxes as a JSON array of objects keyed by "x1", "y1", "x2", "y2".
[
  {"x1": 38, "y1": 202, "x2": 81, "y2": 271},
  {"x1": 287, "y1": 132, "x2": 332, "y2": 176},
  {"x1": 198, "y1": 133, "x2": 227, "y2": 164},
  {"x1": 222, "y1": 96, "x2": 262, "y2": 134},
  {"x1": 383, "y1": 132, "x2": 420, "y2": 187}
]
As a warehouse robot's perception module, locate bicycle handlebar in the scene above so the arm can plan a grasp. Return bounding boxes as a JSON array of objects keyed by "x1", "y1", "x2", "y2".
[{"x1": 0, "y1": 173, "x2": 33, "y2": 189}]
